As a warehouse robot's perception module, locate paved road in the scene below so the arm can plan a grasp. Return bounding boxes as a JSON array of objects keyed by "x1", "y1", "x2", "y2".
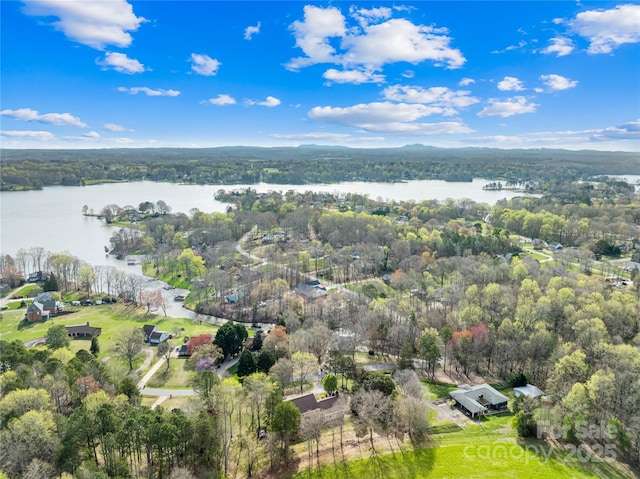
[{"x1": 138, "y1": 354, "x2": 240, "y2": 408}]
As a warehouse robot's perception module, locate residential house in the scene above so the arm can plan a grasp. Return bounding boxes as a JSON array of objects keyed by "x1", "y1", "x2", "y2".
[
  {"x1": 531, "y1": 239, "x2": 548, "y2": 250},
  {"x1": 26, "y1": 292, "x2": 59, "y2": 322},
  {"x1": 26, "y1": 302, "x2": 51, "y2": 322},
  {"x1": 513, "y1": 384, "x2": 545, "y2": 399},
  {"x1": 289, "y1": 393, "x2": 339, "y2": 415},
  {"x1": 548, "y1": 242, "x2": 564, "y2": 251},
  {"x1": 142, "y1": 324, "x2": 158, "y2": 342},
  {"x1": 27, "y1": 271, "x2": 49, "y2": 283},
  {"x1": 624, "y1": 261, "x2": 640, "y2": 272},
  {"x1": 295, "y1": 279, "x2": 328, "y2": 300},
  {"x1": 186, "y1": 334, "x2": 213, "y2": 355},
  {"x1": 449, "y1": 383, "x2": 509, "y2": 418},
  {"x1": 65, "y1": 322, "x2": 102, "y2": 339},
  {"x1": 149, "y1": 330, "x2": 170, "y2": 345}
]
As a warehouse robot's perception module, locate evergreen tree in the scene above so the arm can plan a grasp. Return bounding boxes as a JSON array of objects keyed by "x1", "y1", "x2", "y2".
[
  {"x1": 237, "y1": 349, "x2": 257, "y2": 377},
  {"x1": 90, "y1": 337, "x2": 100, "y2": 356},
  {"x1": 256, "y1": 350, "x2": 276, "y2": 373},
  {"x1": 42, "y1": 273, "x2": 58, "y2": 292},
  {"x1": 397, "y1": 341, "x2": 415, "y2": 370}
]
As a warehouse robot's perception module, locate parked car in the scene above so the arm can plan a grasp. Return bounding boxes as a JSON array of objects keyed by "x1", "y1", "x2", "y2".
[
  {"x1": 71, "y1": 300, "x2": 81, "y2": 306},
  {"x1": 83, "y1": 300, "x2": 93, "y2": 306},
  {"x1": 95, "y1": 300, "x2": 103, "y2": 305}
]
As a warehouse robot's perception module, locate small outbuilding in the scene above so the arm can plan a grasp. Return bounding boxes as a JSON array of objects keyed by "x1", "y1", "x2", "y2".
[
  {"x1": 513, "y1": 384, "x2": 545, "y2": 399},
  {"x1": 65, "y1": 322, "x2": 102, "y2": 339}
]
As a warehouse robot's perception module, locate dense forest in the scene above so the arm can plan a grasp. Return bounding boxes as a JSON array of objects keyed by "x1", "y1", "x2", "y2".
[
  {"x1": 1, "y1": 146, "x2": 639, "y2": 190},
  {"x1": 1, "y1": 173, "x2": 639, "y2": 478}
]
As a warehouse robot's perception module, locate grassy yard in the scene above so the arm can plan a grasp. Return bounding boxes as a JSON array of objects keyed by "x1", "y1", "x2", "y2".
[
  {"x1": 287, "y1": 413, "x2": 635, "y2": 479},
  {"x1": 147, "y1": 356, "x2": 194, "y2": 389},
  {"x1": 0, "y1": 303, "x2": 219, "y2": 356},
  {"x1": 421, "y1": 379, "x2": 458, "y2": 400}
]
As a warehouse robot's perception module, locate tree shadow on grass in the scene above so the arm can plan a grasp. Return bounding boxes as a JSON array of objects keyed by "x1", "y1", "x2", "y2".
[
  {"x1": 359, "y1": 442, "x2": 437, "y2": 479},
  {"x1": 17, "y1": 318, "x2": 39, "y2": 331}
]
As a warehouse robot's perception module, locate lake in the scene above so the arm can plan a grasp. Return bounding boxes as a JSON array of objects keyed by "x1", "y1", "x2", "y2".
[{"x1": 0, "y1": 177, "x2": 592, "y2": 271}]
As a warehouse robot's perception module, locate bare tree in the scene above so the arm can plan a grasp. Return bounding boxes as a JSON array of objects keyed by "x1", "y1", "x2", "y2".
[
  {"x1": 351, "y1": 389, "x2": 392, "y2": 453},
  {"x1": 394, "y1": 396, "x2": 430, "y2": 445},
  {"x1": 28, "y1": 247, "x2": 47, "y2": 273},
  {"x1": 115, "y1": 327, "x2": 145, "y2": 371},
  {"x1": 291, "y1": 352, "x2": 317, "y2": 395},
  {"x1": 269, "y1": 357, "x2": 293, "y2": 391},
  {"x1": 301, "y1": 409, "x2": 326, "y2": 466},
  {"x1": 157, "y1": 341, "x2": 171, "y2": 371},
  {"x1": 306, "y1": 322, "x2": 333, "y2": 365}
]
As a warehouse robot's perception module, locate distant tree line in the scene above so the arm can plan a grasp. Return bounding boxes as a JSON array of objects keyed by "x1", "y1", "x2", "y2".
[{"x1": 2, "y1": 146, "x2": 638, "y2": 191}]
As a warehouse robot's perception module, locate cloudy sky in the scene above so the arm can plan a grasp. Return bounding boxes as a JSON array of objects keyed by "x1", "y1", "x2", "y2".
[{"x1": 1, "y1": 1, "x2": 639, "y2": 151}]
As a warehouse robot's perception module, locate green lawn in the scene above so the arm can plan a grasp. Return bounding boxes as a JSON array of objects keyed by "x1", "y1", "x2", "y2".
[
  {"x1": 0, "y1": 303, "x2": 219, "y2": 356},
  {"x1": 288, "y1": 413, "x2": 635, "y2": 479},
  {"x1": 421, "y1": 379, "x2": 458, "y2": 400},
  {"x1": 147, "y1": 356, "x2": 194, "y2": 388},
  {"x1": 289, "y1": 442, "x2": 629, "y2": 479}
]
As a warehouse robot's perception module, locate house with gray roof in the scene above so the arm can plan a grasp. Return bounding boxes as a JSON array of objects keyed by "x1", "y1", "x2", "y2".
[
  {"x1": 449, "y1": 383, "x2": 508, "y2": 418},
  {"x1": 26, "y1": 292, "x2": 59, "y2": 322},
  {"x1": 295, "y1": 280, "x2": 327, "y2": 300},
  {"x1": 513, "y1": 384, "x2": 545, "y2": 399}
]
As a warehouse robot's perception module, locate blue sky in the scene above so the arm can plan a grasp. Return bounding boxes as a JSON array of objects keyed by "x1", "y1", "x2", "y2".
[{"x1": 1, "y1": 1, "x2": 639, "y2": 151}]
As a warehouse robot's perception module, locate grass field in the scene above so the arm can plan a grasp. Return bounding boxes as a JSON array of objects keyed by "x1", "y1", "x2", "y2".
[
  {"x1": 0, "y1": 303, "x2": 219, "y2": 356},
  {"x1": 287, "y1": 413, "x2": 636, "y2": 479}
]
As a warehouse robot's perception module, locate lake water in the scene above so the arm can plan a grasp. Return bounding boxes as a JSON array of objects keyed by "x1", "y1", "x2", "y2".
[{"x1": 0, "y1": 178, "x2": 585, "y2": 271}]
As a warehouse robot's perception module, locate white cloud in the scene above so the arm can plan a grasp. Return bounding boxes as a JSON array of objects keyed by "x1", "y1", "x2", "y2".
[
  {"x1": 190, "y1": 53, "x2": 221, "y2": 76},
  {"x1": 308, "y1": 101, "x2": 474, "y2": 134},
  {"x1": 541, "y1": 36, "x2": 574, "y2": 57},
  {"x1": 349, "y1": 6, "x2": 392, "y2": 27},
  {"x1": 401, "y1": 70, "x2": 415, "y2": 79},
  {"x1": 491, "y1": 40, "x2": 527, "y2": 54},
  {"x1": 0, "y1": 130, "x2": 55, "y2": 141},
  {"x1": 323, "y1": 68, "x2": 385, "y2": 84},
  {"x1": 103, "y1": 123, "x2": 129, "y2": 132},
  {"x1": 97, "y1": 52, "x2": 145, "y2": 73},
  {"x1": 497, "y1": 76, "x2": 525, "y2": 91},
  {"x1": 287, "y1": 5, "x2": 346, "y2": 70},
  {"x1": 477, "y1": 97, "x2": 538, "y2": 117},
  {"x1": 202, "y1": 94, "x2": 237, "y2": 106},
  {"x1": 270, "y1": 131, "x2": 384, "y2": 143},
  {"x1": 84, "y1": 130, "x2": 100, "y2": 138},
  {"x1": 246, "y1": 96, "x2": 281, "y2": 107},
  {"x1": 22, "y1": 0, "x2": 145, "y2": 50},
  {"x1": 342, "y1": 18, "x2": 465, "y2": 69},
  {"x1": 539, "y1": 74, "x2": 578, "y2": 91},
  {"x1": 589, "y1": 120, "x2": 640, "y2": 141},
  {"x1": 244, "y1": 22, "x2": 261, "y2": 40},
  {"x1": 568, "y1": 4, "x2": 640, "y2": 54},
  {"x1": 117, "y1": 86, "x2": 180, "y2": 97},
  {"x1": 464, "y1": 120, "x2": 640, "y2": 149},
  {"x1": 382, "y1": 85, "x2": 479, "y2": 111},
  {"x1": 459, "y1": 78, "x2": 475, "y2": 86},
  {"x1": 1, "y1": 108, "x2": 88, "y2": 127},
  {"x1": 286, "y1": 6, "x2": 465, "y2": 71}
]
